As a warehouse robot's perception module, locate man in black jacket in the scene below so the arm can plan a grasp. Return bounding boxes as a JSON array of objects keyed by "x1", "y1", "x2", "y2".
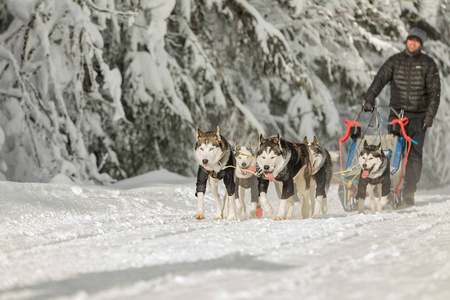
[{"x1": 363, "y1": 27, "x2": 441, "y2": 207}]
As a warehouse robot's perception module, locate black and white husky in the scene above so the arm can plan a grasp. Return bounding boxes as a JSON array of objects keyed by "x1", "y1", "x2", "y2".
[
  {"x1": 233, "y1": 143, "x2": 260, "y2": 218},
  {"x1": 304, "y1": 136, "x2": 337, "y2": 218},
  {"x1": 257, "y1": 134, "x2": 312, "y2": 220},
  {"x1": 194, "y1": 126, "x2": 236, "y2": 221},
  {"x1": 357, "y1": 141, "x2": 390, "y2": 214}
]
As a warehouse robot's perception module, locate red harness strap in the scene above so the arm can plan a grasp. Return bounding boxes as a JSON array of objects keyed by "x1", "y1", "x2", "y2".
[
  {"x1": 339, "y1": 119, "x2": 361, "y2": 176},
  {"x1": 390, "y1": 117, "x2": 412, "y2": 196}
]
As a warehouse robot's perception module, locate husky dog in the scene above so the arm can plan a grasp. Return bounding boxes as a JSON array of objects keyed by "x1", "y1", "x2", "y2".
[
  {"x1": 257, "y1": 134, "x2": 312, "y2": 220},
  {"x1": 194, "y1": 126, "x2": 236, "y2": 221},
  {"x1": 357, "y1": 141, "x2": 391, "y2": 214},
  {"x1": 233, "y1": 142, "x2": 260, "y2": 218},
  {"x1": 304, "y1": 136, "x2": 337, "y2": 218}
]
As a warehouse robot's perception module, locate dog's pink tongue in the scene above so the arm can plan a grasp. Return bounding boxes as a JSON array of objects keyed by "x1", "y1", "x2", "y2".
[
  {"x1": 247, "y1": 166, "x2": 256, "y2": 173},
  {"x1": 265, "y1": 172, "x2": 275, "y2": 182},
  {"x1": 361, "y1": 169, "x2": 370, "y2": 178},
  {"x1": 312, "y1": 166, "x2": 316, "y2": 174},
  {"x1": 204, "y1": 164, "x2": 209, "y2": 168}
]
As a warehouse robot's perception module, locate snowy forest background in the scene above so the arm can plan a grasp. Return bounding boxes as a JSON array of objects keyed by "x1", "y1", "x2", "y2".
[{"x1": 0, "y1": 0, "x2": 449, "y2": 188}]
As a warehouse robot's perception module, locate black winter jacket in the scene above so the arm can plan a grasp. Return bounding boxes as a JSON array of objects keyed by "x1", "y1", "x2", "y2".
[{"x1": 365, "y1": 49, "x2": 440, "y2": 118}]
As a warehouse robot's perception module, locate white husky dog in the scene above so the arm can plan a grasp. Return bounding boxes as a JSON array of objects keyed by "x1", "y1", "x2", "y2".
[
  {"x1": 357, "y1": 141, "x2": 391, "y2": 214},
  {"x1": 194, "y1": 126, "x2": 237, "y2": 221},
  {"x1": 233, "y1": 143, "x2": 260, "y2": 218}
]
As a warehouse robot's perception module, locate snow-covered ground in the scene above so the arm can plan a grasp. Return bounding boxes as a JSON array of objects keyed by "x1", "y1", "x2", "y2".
[{"x1": 1, "y1": 169, "x2": 450, "y2": 300}]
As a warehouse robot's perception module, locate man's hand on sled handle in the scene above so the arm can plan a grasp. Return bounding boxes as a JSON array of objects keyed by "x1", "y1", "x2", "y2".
[{"x1": 362, "y1": 100, "x2": 374, "y2": 112}]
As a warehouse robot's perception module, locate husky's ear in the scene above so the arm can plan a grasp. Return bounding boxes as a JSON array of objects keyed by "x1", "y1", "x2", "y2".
[
  {"x1": 247, "y1": 141, "x2": 252, "y2": 151},
  {"x1": 259, "y1": 134, "x2": 265, "y2": 144},
  {"x1": 313, "y1": 136, "x2": 319, "y2": 146},
  {"x1": 377, "y1": 142, "x2": 382, "y2": 152},
  {"x1": 274, "y1": 134, "x2": 281, "y2": 145},
  {"x1": 197, "y1": 128, "x2": 203, "y2": 138},
  {"x1": 303, "y1": 136, "x2": 308, "y2": 144},
  {"x1": 235, "y1": 143, "x2": 240, "y2": 151},
  {"x1": 364, "y1": 140, "x2": 369, "y2": 148},
  {"x1": 214, "y1": 126, "x2": 222, "y2": 142}
]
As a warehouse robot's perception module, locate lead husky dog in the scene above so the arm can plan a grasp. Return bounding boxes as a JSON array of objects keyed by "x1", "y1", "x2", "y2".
[
  {"x1": 257, "y1": 134, "x2": 312, "y2": 220},
  {"x1": 357, "y1": 141, "x2": 390, "y2": 214},
  {"x1": 304, "y1": 136, "x2": 337, "y2": 218},
  {"x1": 194, "y1": 126, "x2": 236, "y2": 221},
  {"x1": 234, "y1": 142, "x2": 260, "y2": 218}
]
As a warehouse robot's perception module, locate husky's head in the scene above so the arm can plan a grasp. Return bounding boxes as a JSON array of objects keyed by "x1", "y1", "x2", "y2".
[
  {"x1": 194, "y1": 126, "x2": 227, "y2": 171},
  {"x1": 358, "y1": 141, "x2": 383, "y2": 179},
  {"x1": 257, "y1": 134, "x2": 287, "y2": 181},
  {"x1": 304, "y1": 136, "x2": 325, "y2": 175},
  {"x1": 234, "y1": 142, "x2": 256, "y2": 177}
]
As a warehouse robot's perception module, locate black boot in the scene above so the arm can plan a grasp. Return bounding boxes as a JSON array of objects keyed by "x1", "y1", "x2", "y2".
[{"x1": 402, "y1": 161, "x2": 422, "y2": 207}]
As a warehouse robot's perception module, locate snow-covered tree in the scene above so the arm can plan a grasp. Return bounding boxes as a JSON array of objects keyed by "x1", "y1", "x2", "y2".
[{"x1": 0, "y1": 0, "x2": 449, "y2": 187}]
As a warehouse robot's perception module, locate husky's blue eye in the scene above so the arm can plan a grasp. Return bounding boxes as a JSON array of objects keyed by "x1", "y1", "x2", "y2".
[{"x1": 210, "y1": 147, "x2": 215, "y2": 151}]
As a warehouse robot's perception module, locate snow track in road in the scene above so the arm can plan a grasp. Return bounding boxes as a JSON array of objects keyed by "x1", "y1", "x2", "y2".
[{"x1": 1, "y1": 180, "x2": 450, "y2": 300}]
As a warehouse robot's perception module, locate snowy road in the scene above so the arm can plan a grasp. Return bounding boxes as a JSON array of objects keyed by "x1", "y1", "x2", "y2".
[{"x1": 1, "y1": 171, "x2": 450, "y2": 300}]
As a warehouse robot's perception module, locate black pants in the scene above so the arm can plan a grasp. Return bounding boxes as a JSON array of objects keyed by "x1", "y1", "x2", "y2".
[{"x1": 389, "y1": 111, "x2": 426, "y2": 194}]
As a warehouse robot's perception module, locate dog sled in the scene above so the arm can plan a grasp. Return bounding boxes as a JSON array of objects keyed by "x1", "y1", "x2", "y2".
[{"x1": 335, "y1": 106, "x2": 415, "y2": 211}]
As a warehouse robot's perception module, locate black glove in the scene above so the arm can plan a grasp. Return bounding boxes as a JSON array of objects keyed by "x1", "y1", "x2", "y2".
[
  {"x1": 423, "y1": 115, "x2": 433, "y2": 130},
  {"x1": 363, "y1": 101, "x2": 374, "y2": 112}
]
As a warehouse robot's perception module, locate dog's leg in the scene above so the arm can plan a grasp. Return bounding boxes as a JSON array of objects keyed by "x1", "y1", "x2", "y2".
[
  {"x1": 227, "y1": 194, "x2": 237, "y2": 221},
  {"x1": 237, "y1": 186, "x2": 246, "y2": 217},
  {"x1": 321, "y1": 197, "x2": 328, "y2": 215},
  {"x1": 368, "y1": 184, "x2": 376, "y2": 212},
  {"x1": 358, "y1": 197, "x2": 365, "y2": 214},
  {"x1": 274, "y1": 199, "x2": 287, "y2": 221},
  {"x1": 259, "y1": 192, "x2": 273, "y2": 217},
  {"x1": 301, "y1": 193, "x2": 310, "y2": 219},
  {"x1": 195, "y1": 192, "x2": 205, "y2": 220},
  {"x1": 312, "y1": 195, "x2": 323, "y2": 218},
  {"x1": 309, "y1": 190, "x2": 316, "y2": 217},
  {"x1": 249, "y1": 202, "x2": 257, "y2": 218},
  {"x1": 209, "y1": 178, "x2": 223, "y2": 220},
  {"x1": 222, "y1": 194, "x2": 228, "y2": 219},
  {"x1": 285, "y1": 196, "x2": 295, "y2": 219},
  {"x1": 377, "y1": 184, "x2": 388, "y2": 212}
]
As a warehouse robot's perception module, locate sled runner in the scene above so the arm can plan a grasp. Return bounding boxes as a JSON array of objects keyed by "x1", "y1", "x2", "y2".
[{"x1": 335, "y1": 106, "x2": 415, "y2": 211}]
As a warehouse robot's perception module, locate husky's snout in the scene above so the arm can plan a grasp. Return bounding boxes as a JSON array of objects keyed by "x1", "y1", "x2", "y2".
[
  {"x1": 264, "y1": 165, "x2": 270, "y2": 170},
  {"x1": 202, "y1": 159, "x2": 208, "y2": 165}
]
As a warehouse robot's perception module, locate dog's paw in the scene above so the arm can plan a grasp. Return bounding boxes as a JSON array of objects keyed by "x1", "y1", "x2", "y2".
[
  {"x1": 194, "y1": 214, "x2": 205, "y2": 220},
  {"x1": 273, "y1": 216, "x2": 284, "y2": 221},
  {"x1": 311, "y1": 213, "x2": 319, "y2": 218},
  {"x1": 227, "y1": 215, "x2": 237, "y2": 221}
]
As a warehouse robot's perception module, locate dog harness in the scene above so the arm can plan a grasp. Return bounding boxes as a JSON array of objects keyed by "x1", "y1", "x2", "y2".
[
  {"x1": 313, "y1": 147, "x2": 331, "y2": 198},
  {"x1": 258, "y1": 141, "x2": 310, "y2": 199},
  {"x1": 357, "y1": 157, "x2": 391, "y2": 199},
  {"x1": 236, "y1": 175, "x2": 259, "y2": 203},
  {"x1": 196, "y1": 140, "x2": 236, "y2": 197}
]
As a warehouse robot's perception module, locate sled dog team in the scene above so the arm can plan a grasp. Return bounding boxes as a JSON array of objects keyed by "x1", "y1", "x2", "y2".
[{"x1": 194, "y1": 126, "x2": 387, "y2": 221}]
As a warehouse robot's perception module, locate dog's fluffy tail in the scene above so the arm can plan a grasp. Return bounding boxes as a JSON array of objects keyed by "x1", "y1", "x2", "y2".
[{"x1": 329, "y1": 151, "x2": 339, "y2": 164}]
